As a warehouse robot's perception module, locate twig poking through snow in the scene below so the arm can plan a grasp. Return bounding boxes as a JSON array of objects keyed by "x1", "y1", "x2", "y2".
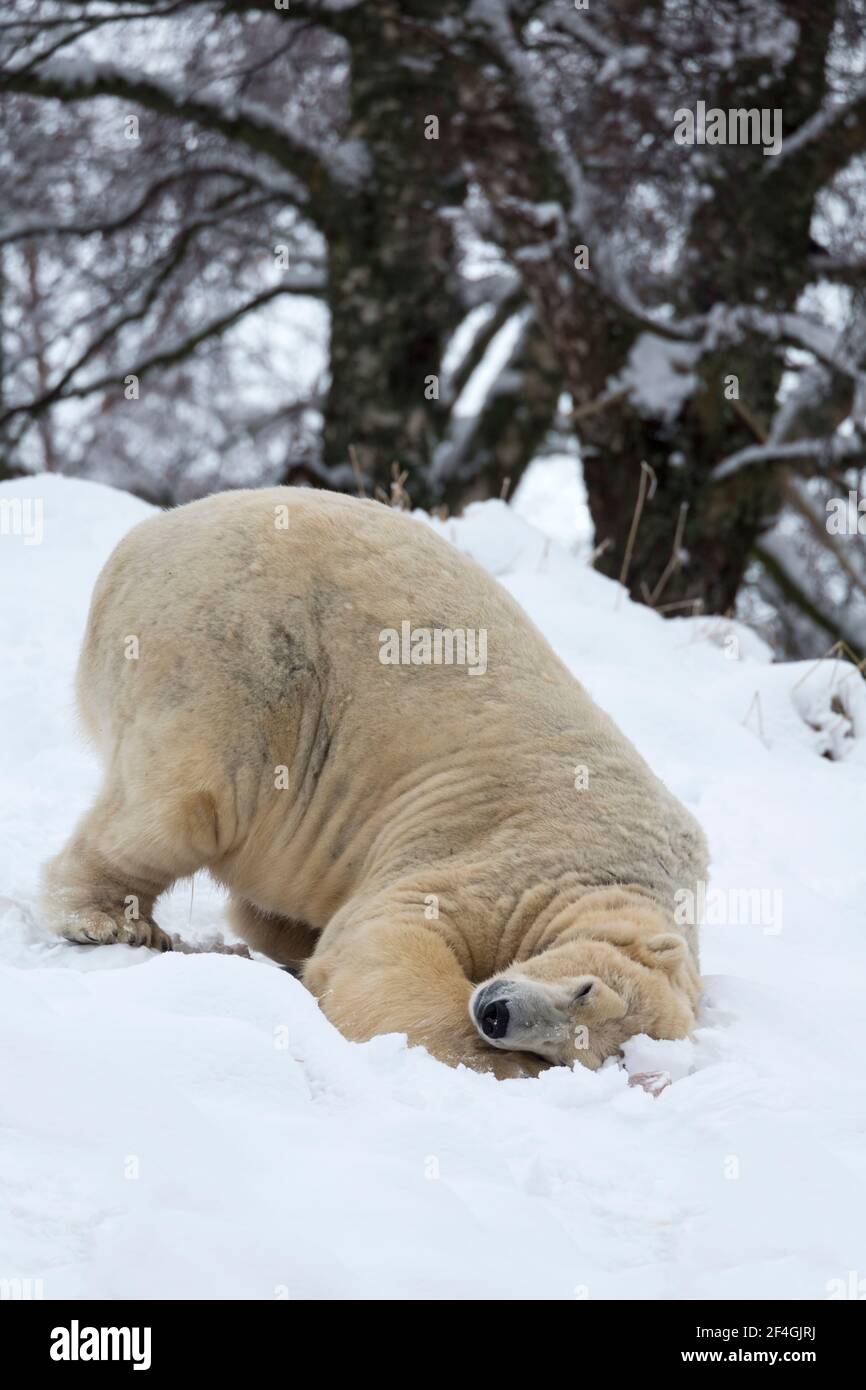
[{"x1": 617, "y1": 460, "x2": 656, "y2": 606}]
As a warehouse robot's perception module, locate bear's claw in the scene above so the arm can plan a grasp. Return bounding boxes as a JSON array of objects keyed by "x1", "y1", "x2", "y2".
[{"x1": 58, "y1": 911, "x2": 173, "y2": 952}]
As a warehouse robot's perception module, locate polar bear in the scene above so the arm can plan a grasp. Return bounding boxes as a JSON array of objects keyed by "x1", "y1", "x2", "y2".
[{"x1": 42, "y1": 488, "x2": 706, "y2": 1077}]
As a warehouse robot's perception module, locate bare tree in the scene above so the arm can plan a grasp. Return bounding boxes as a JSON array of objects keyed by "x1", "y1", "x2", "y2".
[{"x1": 2, "y1": 0, "x2": 865, "y2": 654}]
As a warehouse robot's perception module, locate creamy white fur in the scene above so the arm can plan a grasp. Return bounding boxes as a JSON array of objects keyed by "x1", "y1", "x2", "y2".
[{"x1": 42, "y1": 488, "x2": 707, "y2": 1076}]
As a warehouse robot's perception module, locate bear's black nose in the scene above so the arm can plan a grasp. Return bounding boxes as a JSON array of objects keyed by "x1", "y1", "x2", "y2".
[{"x1": 479, "y1": 998, "x2": 510, "y2": 1039}]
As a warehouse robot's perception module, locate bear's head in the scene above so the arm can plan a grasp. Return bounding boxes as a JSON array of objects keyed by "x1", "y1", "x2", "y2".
[{"x1": 468, "y1": 929, "x2": 699, "y2": 1069}]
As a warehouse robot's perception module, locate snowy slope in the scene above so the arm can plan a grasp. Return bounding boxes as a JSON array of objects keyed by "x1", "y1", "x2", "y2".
[{"x1": 1, "y1": 474, "x2": 865, "y2": 1301}]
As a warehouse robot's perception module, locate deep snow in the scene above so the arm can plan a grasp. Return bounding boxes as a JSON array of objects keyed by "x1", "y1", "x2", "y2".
[{"x1": 1, "y1": 474, "x2": 865, "y2": 1300}]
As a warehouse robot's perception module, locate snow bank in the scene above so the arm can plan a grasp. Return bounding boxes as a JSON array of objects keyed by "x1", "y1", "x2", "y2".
[{"x1": 1, "y1": 475, "x2": 864, "y2": 1300}]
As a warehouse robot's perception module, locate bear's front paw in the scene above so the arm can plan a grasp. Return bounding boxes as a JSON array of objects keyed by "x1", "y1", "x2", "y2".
[
  {"x1": 487, "y1": 1050, "x2": 548, "y2": 1080},
  {"x1": 55, "y1": 910, "x2": 173, "y2": 952},
  {"x1": 458, "y1": 1040, "x2": 548, "y2": 1079}
]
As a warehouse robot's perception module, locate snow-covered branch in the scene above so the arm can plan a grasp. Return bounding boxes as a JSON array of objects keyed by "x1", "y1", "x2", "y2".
[
  {"x1": 467, "y1": 0, "x2": 589, "y2": 225},
  {"x1": 705, "y1": 306, "x2": 866, "y2": 384},
  {"x1": 0, "y1": 175, "x2": 309, "y2": 246},
  {"x1": 431, "y1": 304, "x2": 534, "y2": 487},
  {"x1": 546, "y1": 8, "x2": 622, "y2": 63},
  {"x1": 770, "y1": 75, "x2": 866, "y2": 180},
  {"x1": 0, "y1": 58, "x2": 357, "y2": 216},
  {"x1": 712, "y1": 434, "x2": 864, "y2": 482}
]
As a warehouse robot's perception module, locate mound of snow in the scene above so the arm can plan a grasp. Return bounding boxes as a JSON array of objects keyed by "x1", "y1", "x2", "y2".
[{"x1": 1, "y1": 475, "x2": 864, "y2": 1299}]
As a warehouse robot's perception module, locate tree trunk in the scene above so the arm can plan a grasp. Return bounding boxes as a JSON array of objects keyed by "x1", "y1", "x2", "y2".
[
  {"x1": 582, "y1": 351, "x2": 782, "y2": 612},
  {"x1": 316, "y1": 5, "x2": 466, "y2": 506}
]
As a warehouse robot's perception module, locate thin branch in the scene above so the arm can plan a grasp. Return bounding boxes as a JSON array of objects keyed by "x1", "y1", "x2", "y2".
[
  {"x1": 570, "y1": 385, "x2": 629, "y2": 424},
  {"x1": 446, "y1": 287, "x2": 525, "y2": 406},
  {"x1": 1, "y1": 0, "x2": 356, "y2": 32},
  {"x1": 707, "y1": 305, "x2": 866, "y2": 383},
  {"x1": 0, "y1": 58, "x2": 345, "y2": 221},
  {"x1": 755, "y1": 541, "x2": 863, "y2": 650},
  {"x1": 648, "y1": 501, "x2": 689, "y2": 605},
  {"x1": 8, "y1": 2, "x2": 189, "y2": 76},
  {"x1": 770, "y1": 75, "x2": 866, "y2": 183},
  {"x1": 546, "y1": 11, "x2": 620, "y2": 61},
  {"x1": 808, "y1": 254, "x2": 866, "y2": 284},
  {"x1": 2, "y1": 273, "x2": 326, "y2": 424},
  {"x1": 712, "y1": 434, "x2": 864, "y2": 481},
  {"x1": 781, "y1": 475, "x2": 866, "y2": 606},
  {"x1": 0, "y1": 163, "x2": 310, "y2": 245},
  {"x1": 617, "y1": 459, "x2": 656, "y2": 599}
]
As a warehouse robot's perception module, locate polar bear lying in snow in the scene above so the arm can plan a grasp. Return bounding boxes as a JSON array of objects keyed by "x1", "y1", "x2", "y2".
[{"x1": 42, "y1": 488, "x2": 705, "y2": 1078}]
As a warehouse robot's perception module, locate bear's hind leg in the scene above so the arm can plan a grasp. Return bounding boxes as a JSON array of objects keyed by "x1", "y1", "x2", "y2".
[
  {"x1": 41, "y1": 780, "x2": 217, "y2": 951},
  {"x1": 226, "y1": 897, "x2": 318, "y2": 972}
]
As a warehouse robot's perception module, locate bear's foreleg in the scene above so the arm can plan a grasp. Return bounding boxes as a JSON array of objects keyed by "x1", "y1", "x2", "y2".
[
  {"x1": 40, "y1": 780, "x2": 217, "y2": 951},
  {"x1": 304, "y1": 915, "x2": 544, "y2": 1079}
]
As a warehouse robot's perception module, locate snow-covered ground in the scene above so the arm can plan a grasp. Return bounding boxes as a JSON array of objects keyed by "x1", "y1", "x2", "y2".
[{"x1": 1, "y1": 473, "x2": 865, "y2": 1300}]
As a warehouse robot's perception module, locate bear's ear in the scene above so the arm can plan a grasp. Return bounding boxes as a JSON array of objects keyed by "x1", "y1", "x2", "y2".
[
  {"x1": 644, "y1": 933, "x2": 688, "y2": 972},
  {"x1": 572, "y1": 976, "x2": 627, "y2": 1022}
]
